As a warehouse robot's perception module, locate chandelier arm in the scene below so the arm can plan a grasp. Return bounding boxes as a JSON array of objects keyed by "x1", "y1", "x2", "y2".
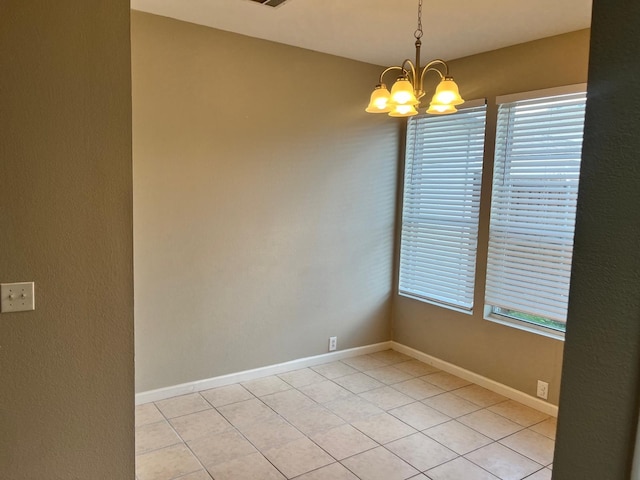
[
  {"x1": 418, "y1": 59, "x2": 449, "y2": 91},
  {"x1": 377, "y1": 65, "x2": 406, "y2": 84},
  {"x1": 401, "y1": 59, "x2": 417, "y2": 85}
]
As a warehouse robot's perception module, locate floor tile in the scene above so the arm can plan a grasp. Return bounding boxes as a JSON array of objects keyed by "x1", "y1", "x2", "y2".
[
  {"x1": 352, "y1": 412, "x2": 417, "y2": 444},
  {"x1": 526, "y1": 468, "x2": 552, "y2": 480},
  {"x1": 279, "y1": 368, "x2": 326, "y2": 388},
  {"x1": 500, "y1": 429, "x2": 555, "y2": 465},
  {"x1": 333, "y1": 372, "x2": 385, "y2": 394},
  {"x1": 217, "y1": 398, "x2": 279, "y2": 430},
  {"x1": 421, "y1": 372, "x2": 471, "y2": 391},
  {"x1": 342, "y1": 355, "x2": 387, "y2": 371},
  {"x1": 240, "y1": 415, "x2": 305, "y2": 450},
  {"x1": 261, "y1": 388, "x2": 316, "y2": 415},
  {"x1": 457, "y1": 408, "x2": 523, "y2": 440},
  {"x1": 450, "y1": 384, "x2": 507, "y2": 407},
  {"x1": 424, "y1": 420, "x2": 493, "y2": 455},
  {"x1": 488, "y1": 400, "x2": 549, "y2": 427},
  {"x1": 368, "y1": 350, "x2": 413, "y2": 365},
  {"x1": 423, "y1": 392, "x2": 482, "y2": 418},
  {"x1": 341, "y1": 446, "x2": 419, "y2": 480},
  {"x1": 359, "y1": 386, "x2": 414, "y2": 410},
  {"x1": 187, "y1": 428, "x2": 257, "y2": 469},
  {"x1": 365, "y1": 366, "x2": 414, "y2": 385},
  {"x1": 465, "y1": 442, "x2": 542, "y2": 480},
  {"x1": 155, "y1": 393, "x2": 212, "y2": 419},
  {"x1": 529, "y1": 417, "x2": 557, "y2": 440},
  {"x1": 311, "y1": 362, "x2": 358, "y2": 380},
  {"x1": 298, "y1": 380, "x2": 352, "y2": 404},
  {"x1": 293, "y1": 462, "x2": 359, "y2": 479},
  {"x1": 389, "y1": 402, "x2": 451, "y2": 430},
  {"x1": 426, "y1": 457, "x2": 499, "y2": 480},
  {"x1": 263, "y1": 437, "x2": 334, "y2": 478},
  {"x1": 386, "y1": 432, "x2": 458, "y2": 471},
  {"x1": 394, "y1": 360, "x2": 441, "y2": 377},
  {"x1": 136, "y1": 403, "x2": 165, "y2": 427},
  {"x1": 324, "y1": 395, "x2": 384, "y2": 422},
  {"x1": 311, "y1": 423, "x2": 378, "y2": 460},
  {"x1": 206, "y1": 452, "x2": 285, "y2": 480},
  {"x1": 393, "y1": 378, "x2": 446, "y2": 400},
  {"x1": 282, "y1": 404, "x2": 345, "y2": 435},
  {"x1": 200, "y1": 384, "x2": 254, "y2": 407},
  {"x1": 242, "y1": 375, "x2": 292, "y2": 397},
  {"x1": 135, "y1": 420, "x2": 182, "y2": 454},
  {"x1": 177, "y1": 472, "x2": 213, "y2": 480},
  {"x1": 136, "y1": 443, "x2": 202, "y2": 480},
  {"x1": 170, "y1": 408, "x2": 232, "y2": 442},
  {"x1": 137, "y1": 359, "x2": 555, "y2": 480}
]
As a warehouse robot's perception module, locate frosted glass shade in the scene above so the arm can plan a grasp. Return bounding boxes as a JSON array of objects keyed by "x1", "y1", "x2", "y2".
[
  {"x1": 390, "y1": 78, "x2": 419, "y2": 106},
  {"x1": 426, "y1": 102, "x2": 458, "y2": 115},
  {"x1": 365, "y1": 84, "x2": 392, "y2": 113},
  {"x1": 432, "y1": 77, "x2": 464, "y2": 106},
  {"x1": 389, "y1": 104, "x2": 419, "y2": 117}
]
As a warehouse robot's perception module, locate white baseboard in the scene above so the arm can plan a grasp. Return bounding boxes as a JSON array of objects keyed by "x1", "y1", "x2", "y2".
[
  {"x1": 136, "y1": 340, "x2": 558, "y2": 417},
  {"x1": 390, "y1": 342, "x2": 558, "y2": 417},
  {"x1": 135, "y1": 341, "x2": 392, "y2": 405}
]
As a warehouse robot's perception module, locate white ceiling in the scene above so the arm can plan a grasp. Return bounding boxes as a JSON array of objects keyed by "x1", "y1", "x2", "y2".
[{"x1": 131, "y1": 0, "x2": 592, "y2": 66}]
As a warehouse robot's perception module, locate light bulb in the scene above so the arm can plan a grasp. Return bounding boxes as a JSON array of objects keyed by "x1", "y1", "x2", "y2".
[{"x1": 374, "y1": 97, "x2": 388, "y2": 109}]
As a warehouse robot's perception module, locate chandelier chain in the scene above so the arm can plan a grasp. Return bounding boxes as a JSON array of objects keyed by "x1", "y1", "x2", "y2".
[{"x1": 414, "y1": 0, "x2": 423, "y2": 39}]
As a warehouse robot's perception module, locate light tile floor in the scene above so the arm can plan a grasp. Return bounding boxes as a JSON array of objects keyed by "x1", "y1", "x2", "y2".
[{"x1": 136, "y1": 350, "x2": 556, "y2": 480}]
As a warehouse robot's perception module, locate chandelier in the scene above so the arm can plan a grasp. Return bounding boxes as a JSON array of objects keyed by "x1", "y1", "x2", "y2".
[{"x1": 366, "y1": 0, "x2": 464, "y2": 117}]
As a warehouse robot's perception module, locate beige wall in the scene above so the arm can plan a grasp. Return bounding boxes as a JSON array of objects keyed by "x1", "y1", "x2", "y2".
[
  {"x1": 0, "y1": 1, "x2": 134, "y2": 478},
  {"x1": 132, "y1": 12, "x2": 399, "y2": 392},
  {"x1": 392, "y1": 29, "x2": 591, "y2": 405}
]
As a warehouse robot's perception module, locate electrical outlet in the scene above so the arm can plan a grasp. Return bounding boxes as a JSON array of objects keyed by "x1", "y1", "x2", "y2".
[
  {"x1": 328, "y1": 336, "x2": 337, "y2": 351},
  {"x1": 537, "y1": 380, "x2": 549, "y2": 400}
]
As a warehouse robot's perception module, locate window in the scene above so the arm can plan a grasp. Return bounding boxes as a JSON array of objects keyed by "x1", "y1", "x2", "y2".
[
  {"x1": 485, "y1": 88, "x2": 587, "y2": 334},
  {"x1": 399, "y1": 103, "x2": 487, "y2": 311}
]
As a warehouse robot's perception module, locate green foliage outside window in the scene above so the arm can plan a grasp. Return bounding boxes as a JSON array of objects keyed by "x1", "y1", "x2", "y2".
[{"x1": 493, "y1": 307, "x2": 566, "y2": 332}]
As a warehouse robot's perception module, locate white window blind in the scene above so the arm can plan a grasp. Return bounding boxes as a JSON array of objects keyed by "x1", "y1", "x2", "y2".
[
  {"x1": 399, "y1": 104, "x2": 487, "y2": 310},
  {"x1": 485, "y1": 91, "x2": 586, "y2": 328}
]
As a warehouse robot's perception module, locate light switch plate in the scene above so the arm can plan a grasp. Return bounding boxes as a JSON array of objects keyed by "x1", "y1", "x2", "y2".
[{"x1": 1, "y1": 282, "x2": 35, "y2": 313}]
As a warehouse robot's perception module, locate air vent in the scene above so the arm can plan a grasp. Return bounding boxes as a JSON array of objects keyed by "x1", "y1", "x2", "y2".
[{"x1": 249, "y1": 0, "x2": 289, "y2": 7}]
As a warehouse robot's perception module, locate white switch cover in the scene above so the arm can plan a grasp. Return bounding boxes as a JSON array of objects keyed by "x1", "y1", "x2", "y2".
[{"x1": 1, "y1": 282, "x2": 35, "y2": 313}]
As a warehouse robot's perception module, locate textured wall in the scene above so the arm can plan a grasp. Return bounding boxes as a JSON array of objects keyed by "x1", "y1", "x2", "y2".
[
  {"x1": 132, "y1": 12, "x2": 399, "y2": 392},
  {"x1": 392, "y1": 30, "x2": 591, "y2": 405},
  {"x1": 553, "y1": 0, "x2": 640, "y2": 477},
  {"x1": 0, "y1": 1, "x2": 134, "y2": 479}
]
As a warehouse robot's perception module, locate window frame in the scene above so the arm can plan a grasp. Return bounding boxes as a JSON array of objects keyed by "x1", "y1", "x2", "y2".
[
  {"x1": 398, "y1": 99, "x2": 488, "y2": 313},
  {"x1": 483, "y1": 84, "x2": 588, "y2": 339}
]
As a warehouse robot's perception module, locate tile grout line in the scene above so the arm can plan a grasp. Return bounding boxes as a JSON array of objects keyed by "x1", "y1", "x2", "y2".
[
  {"x1": 221, "y1": 377, "x2": 349, "y2": 479},
  {"x1": 159, "y1": 392, "x2": 214, "y2": 480},
  {"x1": 251, "y1": 375, "x2": 384, "y2": 479},
  {"x1": 236, "y1": 363, "x2": 421, "y2": 478},
  {"x1": 347, "y1": 371, "x2": 551, "y2": 478},
  {"x1": 136, "y1": 354, "x2": 555, "y2": 480}
]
